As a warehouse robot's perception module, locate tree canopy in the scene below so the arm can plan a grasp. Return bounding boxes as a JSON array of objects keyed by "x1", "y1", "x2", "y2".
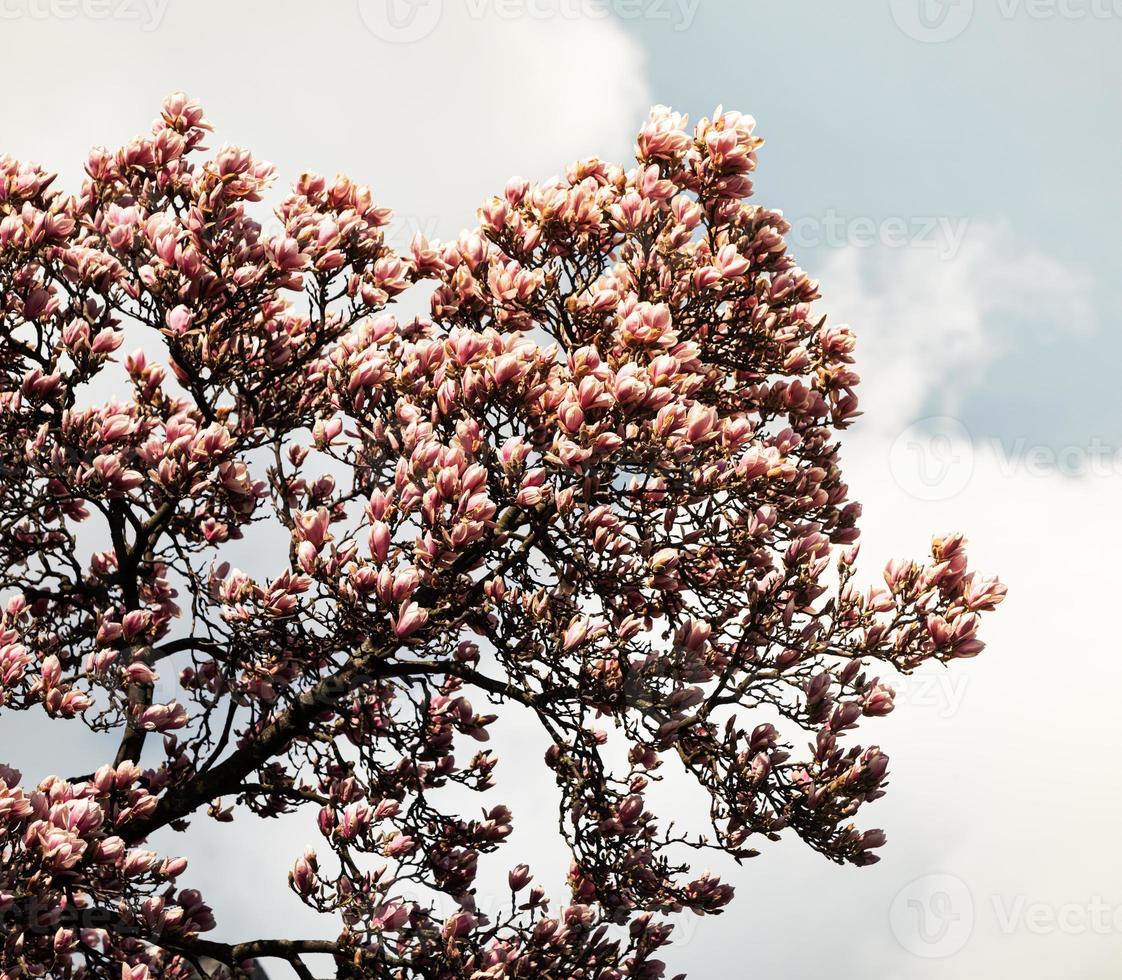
[{"x1": 0, "y1": 95, "x2": 1004, "y2": 980}]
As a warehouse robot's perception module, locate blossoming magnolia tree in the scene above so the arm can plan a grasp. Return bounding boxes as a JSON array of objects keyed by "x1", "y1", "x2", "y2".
[{"x1": 0, "y1": 95, "x2": 1004, "y2": 980}]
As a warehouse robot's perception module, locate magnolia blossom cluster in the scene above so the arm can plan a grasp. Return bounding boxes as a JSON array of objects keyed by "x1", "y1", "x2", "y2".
[
  {"x1": 0, "y1": 96, "x2": 1004, "y2": 980},
  {"x1": 0, "y1": 763, "x2": 210, "y2": 975}
]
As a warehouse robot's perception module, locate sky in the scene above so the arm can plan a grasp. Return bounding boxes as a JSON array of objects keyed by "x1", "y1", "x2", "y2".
[{"x1": 1, "y1": 1, "x2": 1120, "y2": 976}]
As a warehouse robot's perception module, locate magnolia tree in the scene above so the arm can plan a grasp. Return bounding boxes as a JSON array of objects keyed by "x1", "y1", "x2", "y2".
[{"x1": 0, "y1": 95, "x2": 1004, "y2": 980}]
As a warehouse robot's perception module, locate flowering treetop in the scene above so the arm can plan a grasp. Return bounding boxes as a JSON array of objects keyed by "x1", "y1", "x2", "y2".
[{"x1": 0, "y1": 95, "x2": 1004, "y2": 980}]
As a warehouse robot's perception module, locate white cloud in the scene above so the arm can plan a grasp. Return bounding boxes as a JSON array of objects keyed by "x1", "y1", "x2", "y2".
[
  {"x1": 5, "y1": 14, "x2": 1115, "y2": 969},
  {"x1": 833, "y1": 234, "x2": 1122, "y2": 979},
  {"x1": 656, "y1": 232, "x2": 1122, "y2": 978},
  {"x1": 814, "y1": 222, "x2": 1097, "y2": 431},
  {"x1": 0, "y1": 0, "x2": 652, "y2": 953},
  {"x1": 175, "y1": 225, "x2": 1120, "y2": 973},
  {"x1": 0, "y1": 0, "x2": 650, "y2": 239}
]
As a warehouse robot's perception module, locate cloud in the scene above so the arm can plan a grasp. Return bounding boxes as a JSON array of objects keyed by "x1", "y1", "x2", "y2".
[
  {"x1": 4, "y1": 14, "x2": 1112, "y2": 971},
  {"x1": 812, "y1": 222, "x2": 1097, "y2": 431},
  {"x1": 654, "y1": 230, "x2": 1122, "y2": 978},
  {"x1": 166, "y1": 221, "x2": 1113, "y2": 975},
  {"x1": 0, "y1": 0, "x2": 650, "y2": 242},
  {"x1": 0, "y1": 0, "x2": 652, "y2": 952},
  {"x1": 830, "y1": 233, "x2": 1121, "y2": 979}
]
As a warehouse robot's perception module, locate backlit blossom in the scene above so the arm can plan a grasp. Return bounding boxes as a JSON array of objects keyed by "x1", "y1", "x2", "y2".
[{"x1": 0, "y1": 96, "x2": 1003, "y2": 980}]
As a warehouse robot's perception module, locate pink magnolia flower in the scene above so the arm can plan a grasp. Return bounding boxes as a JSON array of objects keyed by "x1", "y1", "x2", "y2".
[
  {"x1": 392, "y1": 601, "x2": 428, "y2": 638},
  {"x1": 0, "y1": 95, "x2": 1004, "y2": 980}
]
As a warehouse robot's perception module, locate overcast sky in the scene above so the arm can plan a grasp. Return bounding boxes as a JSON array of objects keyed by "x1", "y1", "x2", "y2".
[{"x1": 1, "y1": 2, "x2": 1120, "y2": 977}]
